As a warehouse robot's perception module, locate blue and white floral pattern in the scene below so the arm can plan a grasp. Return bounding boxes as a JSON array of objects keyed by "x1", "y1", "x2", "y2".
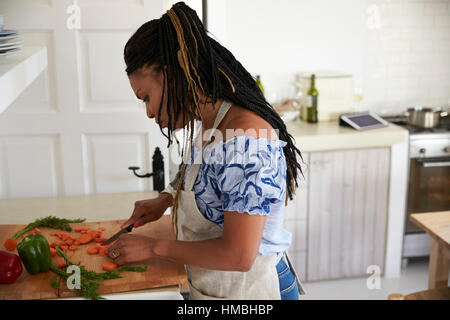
[{"x1": 183, "y1": 135, "x2": 292, "y2": 257}]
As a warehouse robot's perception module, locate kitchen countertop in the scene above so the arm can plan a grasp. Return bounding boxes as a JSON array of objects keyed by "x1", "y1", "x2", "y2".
[
  {"x1": 285, "y1": 117, "x2": 408, "y2": 152},
  {"x1": 0, "y1": 191, "x2": 160, "y2": 225},
  {"x1": 0, "y1": 217, "x2": 187, "y2": 300},
  {"x1": 0, "y1": 191, "x2": 187, "y2": 300},
  {"x1": 53, "y1": 285, "x2": 183, "y2": 300}
]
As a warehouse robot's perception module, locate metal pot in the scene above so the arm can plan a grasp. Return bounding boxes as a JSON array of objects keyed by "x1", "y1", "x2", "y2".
[{"x1": 405, "y1": 106, "x2": 448, "y2": 128}]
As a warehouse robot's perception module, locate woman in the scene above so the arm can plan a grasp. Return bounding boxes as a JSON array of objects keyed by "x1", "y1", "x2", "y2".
[{"x1": 107, "y1": 2, "x2": 305, "y2": 300}]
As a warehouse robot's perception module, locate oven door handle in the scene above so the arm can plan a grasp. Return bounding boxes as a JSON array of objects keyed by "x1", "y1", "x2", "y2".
[{"x1": 417, "y1": 159, "x2": 450, "y2": 167}]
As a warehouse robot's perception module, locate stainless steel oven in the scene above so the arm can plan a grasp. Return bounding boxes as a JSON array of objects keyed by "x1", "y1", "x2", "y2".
[
  {"x1": 406, "y1": 134, "x2": 450, "y2": 234},
  {"x1": 383, "y1": 114, "x2": 450, "y2": 258}
]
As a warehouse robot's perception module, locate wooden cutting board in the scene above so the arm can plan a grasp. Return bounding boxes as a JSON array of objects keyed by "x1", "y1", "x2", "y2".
[{"x1": 0, "y1": 216, "x2": 187, "y2": 300}]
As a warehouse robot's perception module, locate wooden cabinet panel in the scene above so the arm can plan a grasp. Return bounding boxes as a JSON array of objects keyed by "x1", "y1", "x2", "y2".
[
  {"x1": 285, "y1": 152, "x2": 309, "y2": 221},
  {"x1": 307, "y1": 148, "x2": 390, "y2": 281},
  {"x1": 285, "y1": 184, "x2": 308, "y2": 221},
  {"x1": 374, "y1": 148, "x2": 390, "y2": 273},
  {"x1": 283, "y1": 152, "x2": 309, "y2": 281},
  {"x1": 284, "y1": 219, "x2": 307, "y2": 252}
]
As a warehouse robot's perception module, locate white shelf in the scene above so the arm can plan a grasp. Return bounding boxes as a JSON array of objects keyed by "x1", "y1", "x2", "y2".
[{"x1": 0, "y1": 46, "x2": 48, "y2": 114}]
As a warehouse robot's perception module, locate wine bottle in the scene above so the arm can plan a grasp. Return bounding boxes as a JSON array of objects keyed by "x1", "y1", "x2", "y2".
[
  {"x1": 306, "y1": 74, "x2": 318, "y2": 123},
  {"x1": 256, "y1": 75, "x2": 264, "y2": 95}
]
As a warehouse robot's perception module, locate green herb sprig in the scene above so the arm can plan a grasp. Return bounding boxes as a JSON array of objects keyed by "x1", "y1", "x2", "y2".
[
  {"x1": 50, "y1": 246, "x2": 147, "y2": 300},
  {"x1": 13, "y1": 216, "x2": 86, "y2": 240},
  {"x1": 50, "y1": 276, "x2": 60, "y2": 289}
]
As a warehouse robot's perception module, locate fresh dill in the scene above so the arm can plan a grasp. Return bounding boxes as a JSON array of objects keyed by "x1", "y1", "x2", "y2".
[
  {"x1": 50, "y1": 276, "x2": 60, "y2": 289},
  {"x1": 13, "y1": 216, "x2": 86, "y2": 239},
  {"x1": 50, "y1": 246, "x2": 147, "y2": 300}
]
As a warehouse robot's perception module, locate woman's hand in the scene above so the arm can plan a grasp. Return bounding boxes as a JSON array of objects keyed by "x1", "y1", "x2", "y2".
[
  {"x1": 121, "y1": 192, "x2": 173, "y2": 229},
  {"x1": 106, "y1": 234, "x2": 156, "y2": 265}
]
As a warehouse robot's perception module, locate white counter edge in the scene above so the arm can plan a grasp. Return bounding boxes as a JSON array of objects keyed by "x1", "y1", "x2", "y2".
[
  {"x1": 384, "y1": 141, "x2": 409, "y2": 278},
  {"x1": 285, "y1": 117, "x2": 409, "y2": 152},
  {"x1": 0, "y1": 46, "x2": 48, "y2": 114}
]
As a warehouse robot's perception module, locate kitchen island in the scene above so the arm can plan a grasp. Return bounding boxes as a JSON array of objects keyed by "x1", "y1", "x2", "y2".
[
  {"x1": 282, "y1": 117, "x2": 409, "y2": 281},
  {"x1": 0, "y1": 191, "x2": 187, "y2": 300}
]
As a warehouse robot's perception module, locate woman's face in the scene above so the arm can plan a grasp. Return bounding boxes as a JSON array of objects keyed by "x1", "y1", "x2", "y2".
[{"x1": 128, "y1": 65, "x2": 184, "y2": 129}]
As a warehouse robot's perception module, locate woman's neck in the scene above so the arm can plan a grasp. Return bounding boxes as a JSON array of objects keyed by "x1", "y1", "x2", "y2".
[{"x1": 197, "y1": 98, "x2": 224, "y2": 132}]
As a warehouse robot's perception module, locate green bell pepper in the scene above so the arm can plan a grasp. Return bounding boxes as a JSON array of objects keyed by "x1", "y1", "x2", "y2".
[{"x1": 17, "y1": 234, "x2": 51, "y2": 275}]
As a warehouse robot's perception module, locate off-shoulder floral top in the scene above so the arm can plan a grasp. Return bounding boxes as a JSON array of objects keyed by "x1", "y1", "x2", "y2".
[{"x1": 176, "y1": 123, "x2": 292, "y2": 262}]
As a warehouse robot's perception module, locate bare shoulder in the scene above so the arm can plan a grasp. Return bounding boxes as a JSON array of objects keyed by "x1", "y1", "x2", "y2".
[{"x1": 221, "y1": 104, "x2": 279, "y2": 141}]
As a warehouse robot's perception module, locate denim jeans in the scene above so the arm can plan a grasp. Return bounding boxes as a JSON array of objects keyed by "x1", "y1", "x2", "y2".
[{"x1": 276, "y1": 257, "x2": 299, "y2": 300}]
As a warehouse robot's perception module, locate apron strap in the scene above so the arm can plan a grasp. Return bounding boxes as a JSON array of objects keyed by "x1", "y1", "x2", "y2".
[
  {"x1": 283, "y1": 251, "x2": 307, "y2": 295},
  {"x1": 184, "y1": 100, "x2": 233, "y2": 191}
]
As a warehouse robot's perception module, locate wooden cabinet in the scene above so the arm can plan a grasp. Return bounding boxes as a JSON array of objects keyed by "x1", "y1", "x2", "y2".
[
  {"x1": 284, "y1": 148, "x2": 391, "y2": 282},
  {"x1": 284, "y1": 152, "x2": 309, "y2": 282}
]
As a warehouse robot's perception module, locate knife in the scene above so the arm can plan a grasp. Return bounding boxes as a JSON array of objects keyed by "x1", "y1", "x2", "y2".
[{"x1": 101, "y1": 224, "x2": 134, "y2": 245}]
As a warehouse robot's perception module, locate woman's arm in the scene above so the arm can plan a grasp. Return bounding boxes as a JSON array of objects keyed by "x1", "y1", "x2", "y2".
[
  {"x1": 153, "y1": 211, "x2": 266, "y2": 271},
  {"x1": 111, "y1": 210, "x2": 266, "y2": 272}
]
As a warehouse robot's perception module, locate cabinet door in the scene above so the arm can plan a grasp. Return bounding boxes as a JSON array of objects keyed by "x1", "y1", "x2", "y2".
[
  {"x1": 307, "y1": 148, "x2": 390, "y2": 281},
  {"x1": 285, "y1": 152, "x2": 309, "y2": 221},
  {"x1": 0, "y1": 1, "x2": 179, "y2": 198},
  {"x1": 283, "y1": 153, "x2": 309, "y2": 280}
]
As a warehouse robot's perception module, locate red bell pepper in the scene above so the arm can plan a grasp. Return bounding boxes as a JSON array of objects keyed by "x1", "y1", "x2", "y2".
[{"x1": 0, "y1": 250, "x2": 23, "y2": 284}]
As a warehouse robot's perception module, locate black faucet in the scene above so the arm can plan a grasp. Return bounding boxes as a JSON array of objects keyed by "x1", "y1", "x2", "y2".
[{"x1": 128, "y1": 147, "x2": 165, "y2": 192}]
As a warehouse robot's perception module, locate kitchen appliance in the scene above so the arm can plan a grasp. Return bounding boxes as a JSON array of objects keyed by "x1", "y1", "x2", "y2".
[
  {"x1": 405, "y1": 106, "x2": 448, "y2": 129},
  {"x1": 339, "y1": 111, "x2": 388, "y2": 130},
  {"x1": 383, "y1": 109, "x2": 450, "y2": 258}
]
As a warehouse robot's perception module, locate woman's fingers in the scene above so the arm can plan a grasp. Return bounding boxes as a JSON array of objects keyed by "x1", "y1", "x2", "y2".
[
  {"x1": 132, "y1": 213, "x2": 154, "y2": 228},
  {"x1": 126, "y1": 212, "x2": 149, "y2": 229},
  {"x1": 107, "y1": 235, "x2": 130, "y2": 265},
  {"x1": 121, "y1": 197, "x2": 165, "y2": 229},
  {"x1": 121, "y1": 219, "x2": 136, "y2": 229},
  {"x1": 121, "y1": 201, "x2": 145, "y2": 228},
  {"x1": 114, "y1": 255, "x2": 126, "y2": 266},
  {"x1": 106, "y1": 238, "x2": 123, "y2": 259}
]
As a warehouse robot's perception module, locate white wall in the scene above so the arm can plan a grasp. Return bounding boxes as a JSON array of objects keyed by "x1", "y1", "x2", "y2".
[
  {"x1": 208, "y1": 0, "x2": 368, "y2": 103},
  {"x1": 164, "y1": 0, "x2": 202, "y2": 13},
  {"x1": 208, "y1": 0, "x2": 450, "y2": 114},
  {"x1": 364, "y1": 0, "x2": 450, "y2": 114}
]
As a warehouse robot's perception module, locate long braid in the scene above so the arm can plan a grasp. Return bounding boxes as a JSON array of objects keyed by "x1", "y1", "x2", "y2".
[{"x1": 124, "y1": 2, "x2": 305, "y2": 237}]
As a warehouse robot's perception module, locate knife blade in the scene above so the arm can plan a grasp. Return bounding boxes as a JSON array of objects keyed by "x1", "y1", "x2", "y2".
[{"x1": 101, "y1": 224, "x2": 133, "y2": 245}]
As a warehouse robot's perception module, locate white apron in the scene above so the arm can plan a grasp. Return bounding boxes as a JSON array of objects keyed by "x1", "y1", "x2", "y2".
[{"x1": 171, "y1": 100, "x2": 304, "y2": 299}]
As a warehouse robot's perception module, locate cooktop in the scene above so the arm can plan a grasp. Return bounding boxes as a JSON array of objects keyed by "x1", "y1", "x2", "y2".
[{"x1": 382, "y1": 115, "x2": 450, "y2": 136}]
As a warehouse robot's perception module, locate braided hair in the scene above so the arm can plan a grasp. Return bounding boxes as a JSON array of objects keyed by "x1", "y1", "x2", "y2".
[{"x1": 124, "y1": 2, "x2": 304, "y2": 228}]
